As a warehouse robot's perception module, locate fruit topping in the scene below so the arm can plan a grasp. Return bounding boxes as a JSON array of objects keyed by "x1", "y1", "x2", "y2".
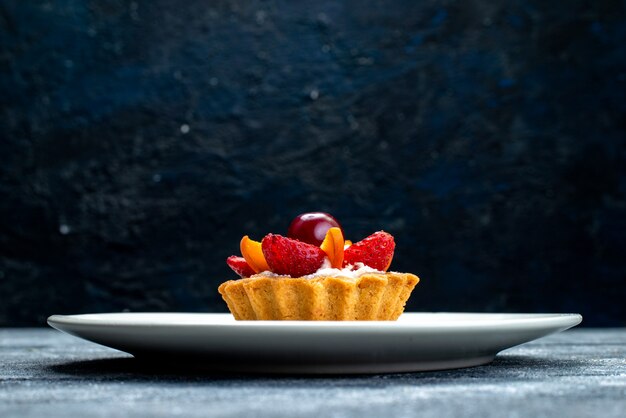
[
  {"x1": 320, "y1": 227, "x2": 345, "y2": 268},
  {"x1": 262, "y1": 234, "x2": 326, "y2": 276},
  {"x1": 343, "y1": 231, "x2": 395, "y2": 271},
  {"x1": 226, "y1": 256, "x2": 256, "y2": 278},
  {"x1": 226, "y1": 214, "x2": 398, "y2": 277},
  {"x1": 287, "y1": 212, "x2": 343, "y2": 246},
  {"x1": 240, "y1": 236, "x2": 270, "y2": 273}
]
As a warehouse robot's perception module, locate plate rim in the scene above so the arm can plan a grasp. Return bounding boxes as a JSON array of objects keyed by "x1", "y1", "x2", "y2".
[{"x1": 48, "y1": 312, "x2": 583, "y2": 330}]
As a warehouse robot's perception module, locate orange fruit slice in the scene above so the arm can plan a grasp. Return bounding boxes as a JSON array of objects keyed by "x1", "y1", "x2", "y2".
[
  {"x1": 240, "y1": 236, "x2": 270, "y2": 273},
  {"x1": 320, "y1": 227, "x2": 345, "y2": 268}
]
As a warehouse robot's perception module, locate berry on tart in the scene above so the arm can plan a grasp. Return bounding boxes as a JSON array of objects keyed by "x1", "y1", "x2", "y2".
[
  {"x1": 287, "y1": 212, "x2": 343, "y2": 246},
  {"x1": 261, "y1": 233, "x2": 326, "y2": 277},
  {"x1": 225, "y1": 256, "x2": 256, "y2": 278},
  {"x1": 342, "y1": 231, "x2": 395, "y2": 271}
]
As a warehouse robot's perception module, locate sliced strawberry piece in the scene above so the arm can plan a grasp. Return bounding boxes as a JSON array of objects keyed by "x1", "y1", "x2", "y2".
[
  {"x1": 342, "y1": 231, "x2": 395, "y2": 271},
  {"x1": 261, "y1": 234, "x2": 326, "y2": 276},
  {"x1": 226, "y1": 256, "x2": 256, "y2": 278}
]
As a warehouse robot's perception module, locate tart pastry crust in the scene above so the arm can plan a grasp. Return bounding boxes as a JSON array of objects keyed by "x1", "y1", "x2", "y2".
[{"x1": 218, "y1": 272, "x2": 419, "y2": 320}]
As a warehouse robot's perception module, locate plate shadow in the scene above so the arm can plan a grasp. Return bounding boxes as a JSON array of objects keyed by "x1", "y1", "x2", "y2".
[{"x1": 46, "y1": 353, "x2": 590, "y2": 384}]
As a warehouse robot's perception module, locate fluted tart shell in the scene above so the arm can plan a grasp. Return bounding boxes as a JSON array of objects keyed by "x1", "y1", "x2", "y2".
[{"x1": 218, "y1": 272, "x2": 419, "y2": 321}]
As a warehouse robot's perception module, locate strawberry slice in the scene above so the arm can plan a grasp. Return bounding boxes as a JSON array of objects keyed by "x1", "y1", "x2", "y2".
[
  {"x1": 262, "y1": 234, "x2": 326, "y2": 276},
  {"x1": 342, "y1": 231, "x2": 395, "y2": 271},
  {"x1": 226, "y1": 256, "x2": 256, "y2": 278}
]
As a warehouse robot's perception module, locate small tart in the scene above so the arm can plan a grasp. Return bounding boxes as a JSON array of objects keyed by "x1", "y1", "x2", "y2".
[{"x1": 218, "y1": 272, "x2": 419, "y2": 321}]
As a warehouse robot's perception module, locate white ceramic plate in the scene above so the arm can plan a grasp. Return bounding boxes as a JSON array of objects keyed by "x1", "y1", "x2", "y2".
[{"x1": 47, "y1": 312, "x2": 581, "y2": 374}]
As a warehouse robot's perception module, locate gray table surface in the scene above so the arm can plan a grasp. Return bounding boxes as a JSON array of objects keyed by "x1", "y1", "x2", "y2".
[{"x1": 1, "y1": 328, "x2": 625, "y2": 418}]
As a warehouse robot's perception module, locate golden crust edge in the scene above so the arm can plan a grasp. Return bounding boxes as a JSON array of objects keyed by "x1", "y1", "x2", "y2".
[{"x1": 218, "y1": 272, "x2": 419, "y2": 321}]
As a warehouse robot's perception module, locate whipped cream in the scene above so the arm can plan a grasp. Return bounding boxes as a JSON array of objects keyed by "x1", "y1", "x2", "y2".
[
  {"x1": 303, "y1": 261, "x2": 384, "y2": 279},
  {"x1": 255, "y1": 259, "x2": 384, "y2": 280}
]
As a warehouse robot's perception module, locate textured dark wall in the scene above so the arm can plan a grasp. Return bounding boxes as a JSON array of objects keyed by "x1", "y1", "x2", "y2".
[{"x1": 1, "y1": 0, "x2": 625, "y2": 326}]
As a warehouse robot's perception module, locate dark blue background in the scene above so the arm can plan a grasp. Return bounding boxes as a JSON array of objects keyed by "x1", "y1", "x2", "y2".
[{"x1": 1, "y1": 0, "x2": 625, "y2": 326}]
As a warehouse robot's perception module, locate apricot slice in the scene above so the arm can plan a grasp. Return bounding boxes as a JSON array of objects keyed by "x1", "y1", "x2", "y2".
[
  {"x1": 320, "y1": 227, "x2": 345, "y2": 268},
  {"x1": 240, "y1": 236, "x2": 270, "y2": 273}
]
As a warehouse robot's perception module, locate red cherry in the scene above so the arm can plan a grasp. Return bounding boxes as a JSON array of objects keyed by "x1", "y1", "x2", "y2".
[{"x1": 287, "y1": 212, "x2": 343, "y2": 246}]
